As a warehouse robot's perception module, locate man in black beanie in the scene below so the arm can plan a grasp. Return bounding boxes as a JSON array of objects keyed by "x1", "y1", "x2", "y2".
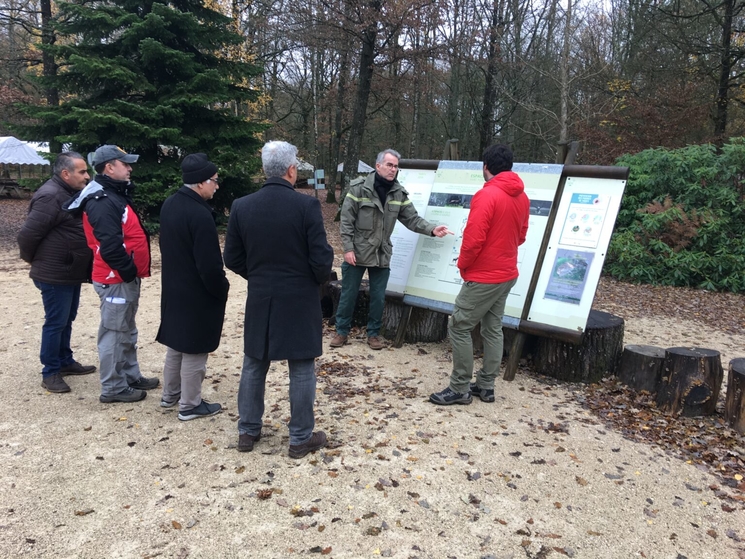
[
  {"x1": 156, "y1": 153, "x2": 230, "y2": 420},
  {"x1": 332, "y1": 149, "x2": 451, "y2": 350}
]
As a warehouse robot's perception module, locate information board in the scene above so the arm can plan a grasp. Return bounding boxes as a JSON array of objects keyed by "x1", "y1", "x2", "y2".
[
  {"x1": 400, "y1": 161, "x2": 563, "y2": 319},
  {"x1": 526, "y1": 176, "x2": 626, "y2": 332},
  {"x1": 387, "y1": 168, "x2": 438, "y2": 294}
]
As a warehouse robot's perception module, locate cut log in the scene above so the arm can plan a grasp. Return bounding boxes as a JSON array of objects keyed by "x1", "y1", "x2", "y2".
[
  {"x1": 724, "y1": 358, "x2": 745, "y2": 434},
  {"x1": 618, "y1": 344, "x2": 666, "y2": 393},
  {"x1": 656, "y1": 347, "x2": 723, "y2": 417},
  {"x1": 532, "y1": 310, "x2": 624, "y2": 383},
  {"x1": 327, "y1": 281, "x2": 448, "y2": 343},
  {"x1": 380, "y1": 298, "x2": 448, "y2": 344}
]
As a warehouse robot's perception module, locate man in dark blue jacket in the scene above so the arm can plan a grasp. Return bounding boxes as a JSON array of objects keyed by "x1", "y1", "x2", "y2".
[
  {"x1": 224, "y1": 140, "x2": 333, "y2": 458},
  {"x1": 157, "y1": 153, "x2": 229, "y2": 421}
]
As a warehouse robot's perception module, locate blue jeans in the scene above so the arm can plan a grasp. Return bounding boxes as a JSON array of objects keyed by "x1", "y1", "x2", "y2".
[
  {"x1": 238, "y1": 355, "x2": 316, "y2": 446},
  {"x1": 33, "y1": 281, "x2": 81, "y2": 377},
  {"x1": 334, "y1": 262, "x2": 390, "y2": 337}
]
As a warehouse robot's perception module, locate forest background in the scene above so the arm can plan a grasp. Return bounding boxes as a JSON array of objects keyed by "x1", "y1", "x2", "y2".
[{"x1": 1, "y1": 0, "x2": 744, "y2": 291}]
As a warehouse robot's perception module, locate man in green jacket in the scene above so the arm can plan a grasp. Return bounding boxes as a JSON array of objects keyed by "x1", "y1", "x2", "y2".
[{"x1": 331, "y1": 149, "x2": 451, "y2": 350}]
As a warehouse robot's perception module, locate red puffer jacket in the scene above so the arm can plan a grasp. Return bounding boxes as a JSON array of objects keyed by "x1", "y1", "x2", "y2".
[{"x1": 457, "y1": 171, "x2": 530, "y2": 284}]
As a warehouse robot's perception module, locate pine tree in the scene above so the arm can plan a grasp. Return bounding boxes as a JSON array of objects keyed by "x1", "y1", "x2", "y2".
[{"x1": 21, "y1": 0, "x2": 265, "y2": 220}]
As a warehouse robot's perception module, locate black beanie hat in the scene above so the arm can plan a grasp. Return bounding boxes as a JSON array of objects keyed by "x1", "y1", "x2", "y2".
[{"x1": 181, "y1": 153, "x2": 218, "y2": 184}]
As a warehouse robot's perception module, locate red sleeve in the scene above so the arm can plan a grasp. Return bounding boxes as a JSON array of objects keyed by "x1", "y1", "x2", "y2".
[{"x1": 458, "y1": 190, "x2": 492, "y2": 272}]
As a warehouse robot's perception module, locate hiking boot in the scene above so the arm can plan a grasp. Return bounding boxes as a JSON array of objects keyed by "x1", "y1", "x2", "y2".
[
  {"x1": 41, "y1": 373, "x2": 71, "y2": 393},
  {"x1": 178, "y1": 400, "x2": 222, "y2": 421},
  {"x1": 367, "y1": 336, "x2": 385, "y2": 350},
  {"x1": 329, "y1": 334, "x2": 348, "y2": 348},
  {"x1": 238, "y1": 432, "x2": 261, "y2": 452},
  {"x1": 160, "y1": 393, "x2": 180, "y2": 408},
  {"x1": 470, "y1": 382, "x2": 495, "y2": 403},
  {"x1": 100, "y1": 387, "x2": 146, "y2": 403},
  {"x1": 429, "y1": 387, "x2": 472, "y2": 405},
  {"x1": 60, "y1": 361, "x2": 97, "y2": 376},
  {"x1": 129, "y1": 376, "x2": 160, "y2": 390},
  {"x1": 289, "y1": 431, "x2": 327, "y2": 459}
]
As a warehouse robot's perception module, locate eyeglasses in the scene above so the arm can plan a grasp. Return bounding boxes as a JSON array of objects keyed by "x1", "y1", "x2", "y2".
[{"x1": 206, "y1": 177, "x2": 220, "y2": 185}]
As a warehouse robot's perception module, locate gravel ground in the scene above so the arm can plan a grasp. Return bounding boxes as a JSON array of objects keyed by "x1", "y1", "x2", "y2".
[{"x1": 1, "y1": 195, "x2": 744, "y2": 559}]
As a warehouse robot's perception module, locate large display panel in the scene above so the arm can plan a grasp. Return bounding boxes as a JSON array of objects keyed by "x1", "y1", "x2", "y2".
[
  {"x1": 400, "y1": 161, "x2": 563, "y2": 319},
  {"x1": 526, "y1": 175, "x2": 626, "y2": 332},
  {"x1": 387, "y1": 168, "x2": 438, "y2": 294}
]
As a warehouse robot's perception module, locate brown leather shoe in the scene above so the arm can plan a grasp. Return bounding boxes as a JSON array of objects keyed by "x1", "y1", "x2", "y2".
[
  {"x1": 238, "y1": 433, "x2": 261, "y2": 452},
  {"x1": 41, "y1": 373, "x2": 71, "y2": 393},
  {"x1": 367, "y1": 336, "x2": 385, "y2": 350},
  {"x1": 289, "y1": 431, "x2": 327, "y2": 459},
  {"x1": 329, "y1": 334, "x2": 348, "y2": 348}
]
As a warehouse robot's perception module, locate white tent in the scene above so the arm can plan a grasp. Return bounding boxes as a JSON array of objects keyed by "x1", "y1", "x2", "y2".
[
  {"x1": 0, "y1": 136, "x2": 50, "y2": 165},
  {"x1": 337, "y1": 160, "x2": 374, "y2": 173},
  {"x1": 296, "y1": 158, "x2": 315, "y2": 171}
]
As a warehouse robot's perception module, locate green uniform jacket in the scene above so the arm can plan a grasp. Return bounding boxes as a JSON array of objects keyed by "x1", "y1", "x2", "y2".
[{"x1": 340, "y1": 172, "x2": 435, "y2": 268}]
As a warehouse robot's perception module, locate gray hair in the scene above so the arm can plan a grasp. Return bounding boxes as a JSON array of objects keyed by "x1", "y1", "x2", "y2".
[
  {"x1": 184, "y1": 183, "x2": 198, "y2": 189},
  {"x1": 262, "y1": 141, "x2": 298, "y2": 178},
  {"x1": 376, "y1": 149, "x2": 401, "y2": 165},
  {"x1": 53, "y1": 151, "x2": 85, "y2": 176}
]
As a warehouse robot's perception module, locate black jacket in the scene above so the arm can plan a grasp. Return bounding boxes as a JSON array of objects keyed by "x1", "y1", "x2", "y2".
[
  {"x1": 156, "y1": 187, "x2": 229, "y2": 354},
  {"x1": 17, "y1": 175, "x2": 92, "y2": 284},
  {"x1": 224, "y1": 178, "x2": 333, "y2": 360}
]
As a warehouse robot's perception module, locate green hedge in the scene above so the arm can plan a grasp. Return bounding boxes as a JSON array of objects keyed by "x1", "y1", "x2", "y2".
[{"x1": 605, "y1": 140, "x2": 745, "y2": 292}]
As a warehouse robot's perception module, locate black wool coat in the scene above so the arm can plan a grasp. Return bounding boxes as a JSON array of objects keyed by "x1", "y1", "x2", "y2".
[
  {"x1": 223, "y1": 178, "x2": 333, "y2": 361},
  {"x1": 156, "y1": 186, "x2": 229, "y2": 354}
]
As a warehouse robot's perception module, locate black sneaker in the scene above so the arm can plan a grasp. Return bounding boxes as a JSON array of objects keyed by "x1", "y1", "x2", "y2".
[
  {"x1": 129, "y1": 376, "x2": 160, "y2": 390},
  {"x1": 429, "y1": 387, "x2": 472, "y2": 405},
  {"x1": 470, "y1": 383, "x2": 495, "y2": 403},
  {"x1": 178, "y1": 400, "x2": 222, "y2": 421},
  {"x1": 42, "y1": 373, "x2": 71, "y2": 393},
  {"x1": 100, "y1": 387, "x2": 146, "y2": 403},
  {"x1": 160, "y1": 393, "x2": 180, "y2": 408}
]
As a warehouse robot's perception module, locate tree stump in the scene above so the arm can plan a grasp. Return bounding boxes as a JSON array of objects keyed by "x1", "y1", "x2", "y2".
[
  {"x1": 327, "y1": 281, "x2": 448, "y2": 343},
  {"x1": 380, "y1": 299, "x2": 448, "y2": 343},
  {"x1": 532, "y1": 310, "x2": 624, "y2": 383},
  {"x1": 656, "y1": 347, "x2": 723, "y2": 417},
  {"x1": 724, "y1": 358, "x2": 745, "y2": 434},
  {"x1": 617, "y1": 345, "x2": 666, "y2": 393}
]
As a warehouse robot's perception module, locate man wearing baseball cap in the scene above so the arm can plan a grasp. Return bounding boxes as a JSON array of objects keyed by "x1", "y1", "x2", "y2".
[
  {"x1": 156, "y1": 153, "x2": 229, "y2": 420},
  {"x1": 67, "y1": 145, "x2": 159, "y2": 403}
]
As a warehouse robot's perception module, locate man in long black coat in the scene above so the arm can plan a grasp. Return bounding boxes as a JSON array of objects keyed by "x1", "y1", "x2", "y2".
[
  {"x1": 156, "y1": 153, "x2": 229, "y2": 421},
  {"x1": 224, "y1": 140, "x2": 333, "y2": 458}
]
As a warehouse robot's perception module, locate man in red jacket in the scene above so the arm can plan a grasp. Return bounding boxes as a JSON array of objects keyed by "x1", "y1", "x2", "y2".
[
  {"x1": 430, "y1": 144, "x2": 530, "y2": 405},
  {"x1": 67, "y1": 145, "x2": 158, "y2": 403}
]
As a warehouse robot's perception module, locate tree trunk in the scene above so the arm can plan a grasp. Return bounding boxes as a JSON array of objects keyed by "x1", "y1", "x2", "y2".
[
  {"x1": 618, "y1": 344, "x2": 666, "y2": 393},
  {"x1": 40, "y1": 0, "x2": 61, "y2": 154},
  {"x1": 341, "y1": 0, "x2": 380, "y2": 198},
  {"x1": 532, "y1": 310, "x2": 624, "y2": 383},
  {"x1": 656, "y1": 347, "x2": 723, "y2": 417},
  {"x1": 724, "y1": 358, "x2": 745, "y2": 434},
  {"x1": 327, "y1": 281, "x2": 447, "y2": 343},
  {"x1": 713, "y1": 0, "x2": 734, "y2": 141},
  {"x1": 478, "y1": 0, "x2": 503, "y2": 153}
]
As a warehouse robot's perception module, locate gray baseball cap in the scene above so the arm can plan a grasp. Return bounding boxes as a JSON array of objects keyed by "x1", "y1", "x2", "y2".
[{"x1": 88, "y1": 145, "x2": 139, "y2": 167}]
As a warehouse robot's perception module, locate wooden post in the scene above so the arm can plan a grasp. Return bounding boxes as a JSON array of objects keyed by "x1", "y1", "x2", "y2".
[
  {"x1": 724, "y1": 358, "x2": 745, "y2": 434},
  {"x1": 656, "y1": 347, "x2": 723, "y2": 417},
  {"x1": 617, "y1": 345, "x2": 666, "y2": 393}
]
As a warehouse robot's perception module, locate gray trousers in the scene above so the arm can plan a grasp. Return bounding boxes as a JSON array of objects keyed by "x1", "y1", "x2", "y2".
[
  {"x1": 93, "y1": 280, "x2": 142, "y2": 397},
  {"x1": 448, "y1": 278, "x2": 517, "y2": 393},
  {"x1": 162, "y1": 347, "x2": 208, "y2": 411}
]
